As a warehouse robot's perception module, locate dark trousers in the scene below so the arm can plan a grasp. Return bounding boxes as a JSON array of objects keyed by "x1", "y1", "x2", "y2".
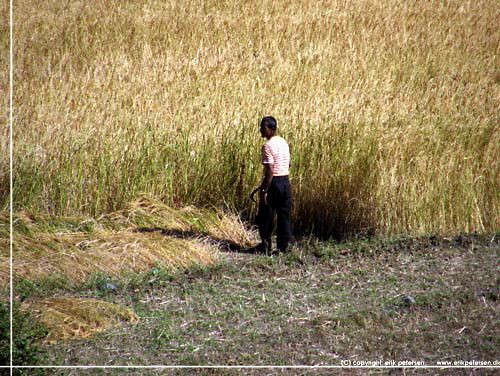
[{"x1": 257, "y1": 176, "x2": 293, "y2": 252}]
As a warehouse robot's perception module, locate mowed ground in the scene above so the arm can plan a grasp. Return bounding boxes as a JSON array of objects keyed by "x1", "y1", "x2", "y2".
[{"x1": 40, "y1": 234, "x2": 500, "y2": 374}]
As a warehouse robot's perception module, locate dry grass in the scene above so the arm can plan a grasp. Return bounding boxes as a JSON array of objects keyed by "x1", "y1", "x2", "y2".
[
  {"x1": 2, "y1": 198, "x2": 257, "y2": 343},
  {"x1": 0, "y1": 197, "x2": 257, "y2": 287},
  {"x1": 10, "y1": 230, "x2": 217, "y2": 285},
  {"x1": 23, "y1": 297, "x2": 138, "y2": 344},
  {"x1": 3, "y1": 0, "x2": 500, "y2": 237},
  {"x1": 99, "y1": 197, "x2": 257, "y2": 247}
]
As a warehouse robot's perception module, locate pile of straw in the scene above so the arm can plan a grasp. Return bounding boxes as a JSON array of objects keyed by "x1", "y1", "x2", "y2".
[
  {"x1": 23, "y1": 297, "x2": 138, "y2": 344},
  {"x1": 0, "y1": 199, "x2": 258, "y2": 342},
  {"x1": 1, "y1": 197, "x2": 257, "y2": 286},
  {"x1": 10, "y1": 230, "x2": 218, "y2": 285}
]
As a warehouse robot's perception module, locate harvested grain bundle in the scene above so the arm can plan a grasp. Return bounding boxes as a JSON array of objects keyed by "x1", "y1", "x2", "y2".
[
  {"x1": 100, "y1": 196, "x2": 258, "y2": 247},
  {"x1": 23, "y1": 297, "x2": 138, "y2": 343},
  {"x1": 10, "y1": 230, "x2": 219, "y2": 285},
  {"x1": 1, "y1": 199, "x2": 259, "y2": 286}
]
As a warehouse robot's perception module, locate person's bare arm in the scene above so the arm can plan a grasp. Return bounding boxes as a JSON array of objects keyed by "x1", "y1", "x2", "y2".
[{"x1": 260, "y1": 163, "x2": 274, "y2": 204}]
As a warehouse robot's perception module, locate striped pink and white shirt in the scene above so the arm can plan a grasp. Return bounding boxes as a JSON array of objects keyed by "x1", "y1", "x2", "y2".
[{"x1": 262, "y1": 136, "x2": 290, "y2": 176}]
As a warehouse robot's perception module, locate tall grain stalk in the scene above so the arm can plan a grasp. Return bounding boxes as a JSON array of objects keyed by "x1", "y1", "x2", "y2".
[{"x1": 5, "y1": 0, "x2": 500, "y2": 237}]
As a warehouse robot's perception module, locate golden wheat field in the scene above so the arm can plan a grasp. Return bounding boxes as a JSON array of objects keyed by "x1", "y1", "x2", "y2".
[{"x1": 2, "y1": 0, "x2": 500, "y2": 237}]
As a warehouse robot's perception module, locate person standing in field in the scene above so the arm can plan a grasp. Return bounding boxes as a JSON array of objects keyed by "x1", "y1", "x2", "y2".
[{"x1": 256, "y1": 116, "x2": 293, "y2": 253}]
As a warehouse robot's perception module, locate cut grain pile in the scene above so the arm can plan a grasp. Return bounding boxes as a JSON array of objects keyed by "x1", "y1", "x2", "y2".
[
  {"x1": 1, "y1": 197, "x2": 256, "y2": 286},
  {"x1": 10, "y1": 230, "x2": 217, "y2": 285},
  {"x1": 1, "y1": 197, "x2": 257, "y2": 342},
  {"x1": 23, "y1": 297, "x2": 138, "y2": 344}
]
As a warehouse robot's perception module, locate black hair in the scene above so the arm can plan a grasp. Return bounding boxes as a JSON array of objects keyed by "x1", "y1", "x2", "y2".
[{"x1": 261, "y1": 116, "x2": 277, "y2": 131}]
